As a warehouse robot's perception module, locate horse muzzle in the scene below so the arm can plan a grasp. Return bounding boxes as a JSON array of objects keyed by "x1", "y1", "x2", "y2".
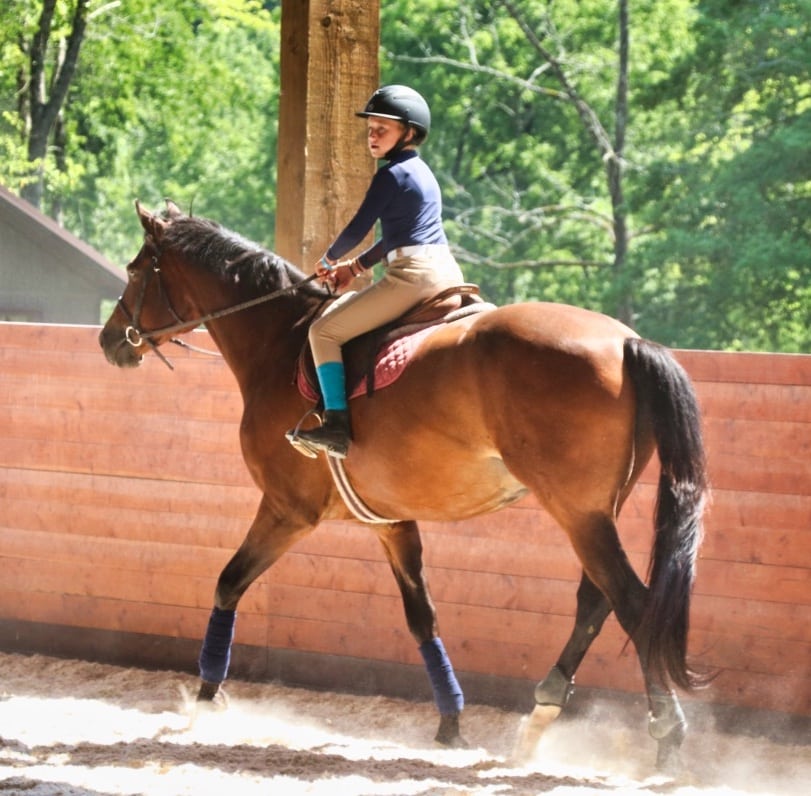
[{"x1": 98, "y1": 325, "x2": 144, "y2": 368}]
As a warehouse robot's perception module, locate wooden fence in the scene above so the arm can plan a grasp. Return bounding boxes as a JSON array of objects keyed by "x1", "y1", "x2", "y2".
[{"x1": 0, "y1": 322, "x2": 809, "y2": 717}]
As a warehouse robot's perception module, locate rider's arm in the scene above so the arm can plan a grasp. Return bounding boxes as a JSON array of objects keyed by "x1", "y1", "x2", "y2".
[{"x1": 325, "y1": 169, "x2": 395, "y2": 263}]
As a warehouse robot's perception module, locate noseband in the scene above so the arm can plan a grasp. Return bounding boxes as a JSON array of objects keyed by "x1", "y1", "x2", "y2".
[{"x1": 116, "y1": 253, "x2": 186, "y2": 370}]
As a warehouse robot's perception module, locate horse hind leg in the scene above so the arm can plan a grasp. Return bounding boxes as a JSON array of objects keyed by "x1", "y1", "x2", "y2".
[
  {"x1": 514, "y1": 572, "x2": 612, "y2": 762},
  {"x1": 518, "y1": 510, "x2": 689, "y2": 771},
  {"x1": 568, "y1": 514, "x2": 688, "y2": 773},
  {"x1": 377, "y1": 520, "x2": 466, "y2": 748}
]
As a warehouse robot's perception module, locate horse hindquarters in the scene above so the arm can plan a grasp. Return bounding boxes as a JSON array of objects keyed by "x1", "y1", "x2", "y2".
[{"x1": 514, "y1": 333, "x2": 707, "y2": 770}]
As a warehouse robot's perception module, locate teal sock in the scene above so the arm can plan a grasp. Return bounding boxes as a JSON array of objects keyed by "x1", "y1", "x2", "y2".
[{"x1": 316, "y1": 361, "x2": 347, "y2": 411}]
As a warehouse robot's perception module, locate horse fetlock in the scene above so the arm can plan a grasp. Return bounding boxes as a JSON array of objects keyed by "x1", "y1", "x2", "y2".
[
  {"x1": 534, "y1": 665, "x2": 574, "y2": 707},
  {"x1": 647, "y1": 693, "x2": 686, "y2": 741},
  {"x1": 196, "y1": 680, "x2": 229, "y2": 712},
  {"x1": 654, "y1": 722, "x2": 687, "y2": 775},
  {"x1": 197, "y1": 680, "x2": 221, "y2": 702}
]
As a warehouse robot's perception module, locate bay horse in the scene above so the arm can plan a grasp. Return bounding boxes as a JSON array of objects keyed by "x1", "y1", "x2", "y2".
[{"x1": 99, "y1": 200, "x2": 708, "y2": 772}]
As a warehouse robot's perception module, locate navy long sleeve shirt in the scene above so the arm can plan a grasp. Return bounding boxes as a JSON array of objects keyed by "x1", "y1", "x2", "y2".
[{"x1": 326, "y1": 150, "x2": 448, "y2": 269}]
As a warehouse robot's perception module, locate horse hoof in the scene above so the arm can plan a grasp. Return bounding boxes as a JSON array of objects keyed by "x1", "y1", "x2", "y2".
[
  {"x1": 434, "y1": 713, "x2": 468, "y2": 748},
  {"x1": 655, "y1": 724, "x2": 686, "y2": 776},
  {"x1": 196, "y1": 681, "x2": 229, "y2": 711},
  {"x1": 511, "y1": 704, "x2": 561, "y2": 763}
]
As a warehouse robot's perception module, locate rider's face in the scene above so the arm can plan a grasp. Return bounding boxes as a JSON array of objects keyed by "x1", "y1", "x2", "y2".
[{"x1": 366, "y1": 116, "x2": 409, "y2": 158}]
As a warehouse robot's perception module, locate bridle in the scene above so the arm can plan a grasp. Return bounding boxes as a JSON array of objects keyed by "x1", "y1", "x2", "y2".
[{"x1": 116, "y1": 246, "x2": 321, "y2": 370}]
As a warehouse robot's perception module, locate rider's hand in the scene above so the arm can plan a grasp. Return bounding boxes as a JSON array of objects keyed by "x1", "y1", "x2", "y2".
[
  {"x1": 330, "y1": 259, "x2": 361, "y2": 290},
  {"x1": 315, "y1": 255, "x2": 362, "y2": 292},
  {"x1": 315, "y1": 254, "x2": 336, "y2": 283}
]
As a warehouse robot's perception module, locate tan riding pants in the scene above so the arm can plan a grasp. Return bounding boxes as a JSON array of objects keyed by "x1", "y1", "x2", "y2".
[{"x1": 309, "y1": 244, "x2": 465, "y2": 367}]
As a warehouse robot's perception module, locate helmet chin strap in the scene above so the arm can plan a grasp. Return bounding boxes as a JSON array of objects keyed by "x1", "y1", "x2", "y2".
[{"x1": 383, "y1": 127, "x2": 414, "y2": 160}]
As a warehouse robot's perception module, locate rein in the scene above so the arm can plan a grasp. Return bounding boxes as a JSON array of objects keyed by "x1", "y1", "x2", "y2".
[{"x1": 118, "y1": 253, "x2": 321, "y2": 369}]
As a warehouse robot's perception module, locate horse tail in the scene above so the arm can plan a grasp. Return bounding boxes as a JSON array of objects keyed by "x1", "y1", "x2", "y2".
[{"x1": 624, "y1": 337, "x2": 709, "y2": 691}]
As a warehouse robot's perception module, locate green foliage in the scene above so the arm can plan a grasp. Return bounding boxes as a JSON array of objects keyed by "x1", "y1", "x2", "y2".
[
  {"x1": 1, "y1": 1, "x2": 808, "y2": 351},
  {"x1": 64, "y1": 0, "x2": 281, "y2": 261},
  {"x1": 630, "y1": 0, "x2": 811, "y2": 350},
  {"x1": 1, "y1": 0, "x2": 280, "y2": 263}
]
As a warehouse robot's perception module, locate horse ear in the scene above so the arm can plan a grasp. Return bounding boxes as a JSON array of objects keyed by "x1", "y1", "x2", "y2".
[
  {"x1": 135, "y1": 199, "x2": 168, "y2": 240},
  {"x1": 165, "y1": 199, "x2": 183, "y2": 218}
]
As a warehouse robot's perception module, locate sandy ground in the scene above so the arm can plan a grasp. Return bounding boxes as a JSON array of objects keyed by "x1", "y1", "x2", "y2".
[{"x1": 0, "y1": 651, "x2": 808, "y2": 796}]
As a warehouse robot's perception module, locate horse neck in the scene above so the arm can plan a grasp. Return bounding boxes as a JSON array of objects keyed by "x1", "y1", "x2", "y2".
[{"x1": 203, "y1": 294, "x2": 316, "y2": 394}]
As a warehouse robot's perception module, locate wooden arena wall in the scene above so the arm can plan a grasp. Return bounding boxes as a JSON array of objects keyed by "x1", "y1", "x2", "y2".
[{"x1": 1, "y1": 322, "x2": 809, "y2": 717}]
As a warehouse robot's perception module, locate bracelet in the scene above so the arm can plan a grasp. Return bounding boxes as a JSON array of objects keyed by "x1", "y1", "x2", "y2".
[
  {"x1": 349, "y1": 259, "x2": 361, "y2": 277},
  {"x1": 320, "y1": 255, "x2": 333, "y2": 271}
]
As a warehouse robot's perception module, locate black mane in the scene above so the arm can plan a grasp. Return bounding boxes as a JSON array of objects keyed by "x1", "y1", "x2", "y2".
[{"x1": 162, "y1": 214, "x2": 329, "y2": 299}]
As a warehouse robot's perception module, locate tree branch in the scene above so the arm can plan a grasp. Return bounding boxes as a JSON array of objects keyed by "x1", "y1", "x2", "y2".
[
  {"x1": 388, "y1": 51, "x2": 567, "y2": 101},
  {"x1": 496, "y1": 0, "x2": 618, "y2": 165}
]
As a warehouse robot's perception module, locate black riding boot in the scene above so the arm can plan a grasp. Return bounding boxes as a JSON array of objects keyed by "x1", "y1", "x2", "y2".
[{"x1": 294, "y1": 409, "x2": 352, "y2": 458}]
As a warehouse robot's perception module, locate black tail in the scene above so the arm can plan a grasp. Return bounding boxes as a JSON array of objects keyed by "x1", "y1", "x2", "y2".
[{"x1": 624, "y1": 337, "x2": 709, "y2": 691}]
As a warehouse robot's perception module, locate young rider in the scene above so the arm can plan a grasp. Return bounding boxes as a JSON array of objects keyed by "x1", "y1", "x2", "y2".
[{"x1": 288, "y1": 84, "x2": 465, "y2": 458}]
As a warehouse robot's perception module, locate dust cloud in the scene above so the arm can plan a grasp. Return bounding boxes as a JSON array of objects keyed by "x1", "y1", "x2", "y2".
[{"x1": 0, "y1": 652, "x2": 807, "y2": 795}]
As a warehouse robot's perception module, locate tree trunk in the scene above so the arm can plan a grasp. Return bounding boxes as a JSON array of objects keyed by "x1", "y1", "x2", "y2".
[
  {"x1": 611, "y1": 0, "x2": 631, "y2": 325},
  {"x1": 20, "y1": 0, "x2": 89, "y2": 209},
  {"x1": 500, "y1": 0, "x2": 633, "y2": 325}
]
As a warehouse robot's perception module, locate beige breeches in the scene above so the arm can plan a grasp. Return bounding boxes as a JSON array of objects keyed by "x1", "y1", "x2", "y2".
[{"x1": 309, "y1": 245, "x2": 464, "y2": 366}]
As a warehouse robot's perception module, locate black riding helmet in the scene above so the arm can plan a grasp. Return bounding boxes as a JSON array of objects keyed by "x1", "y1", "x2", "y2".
[{"x1": 356, "y1": 85, "x2": 431, "y2": 157}]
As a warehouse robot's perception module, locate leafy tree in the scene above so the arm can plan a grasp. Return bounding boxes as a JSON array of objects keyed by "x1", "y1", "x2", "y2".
[
  {"x1": 1, "y1": 0, "x2": 280, "y2": 262},
  {"x1": 380, "y1": 0, "x2": 649, "y2": 320},
  {"x1": 0, "y1": 0, "x2": 91, "y2": 211},
  {"x1": 2, "y1": 1, "x2": 808, "y2": 351},
  {"x1": 630, "y1": 0, "x2": 811, "y2": 350},
  {"x1": 379, "y1": 0, "x2": 809, "y2": 351}
]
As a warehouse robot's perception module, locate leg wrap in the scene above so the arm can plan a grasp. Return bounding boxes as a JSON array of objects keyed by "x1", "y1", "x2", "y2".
[
  {"x1": 198, "y1": 607, "x2": 236, "y2": 684},
  {"x1": 534, "y1": 665, "x2": 575, "y2": 707},
  {"x1": 648, "y1": 692, "x2": 687, "y2": 740},
  {"x1": 419, "y1": 637, "x2": 464, "y2": 715}
]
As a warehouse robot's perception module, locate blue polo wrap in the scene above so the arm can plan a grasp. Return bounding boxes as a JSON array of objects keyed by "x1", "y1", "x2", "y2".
[
  {"x1": 198, "y1": 607, "x2": 236, "y2": 683},
  {"x1": 419, "y1": 637, "x2": 464, "y2": 715}
]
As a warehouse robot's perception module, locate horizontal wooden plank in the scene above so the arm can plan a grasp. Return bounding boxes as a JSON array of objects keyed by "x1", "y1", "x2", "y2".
[
  {"x1": 0, "y1": 467, "x2": 260, "y2": 522},
  {"x1": 0, "y1": 436, "x2": 252, "y2": 487},
  {"x1": 693, "y1": 381, "x2": 811, "y2": 423},
  {"x1": 5, "y1": 533, "x2": 807, "y2": 657},
  {"x1": 0, "y1": 587, "x2": 270, "y2": 647},
  {"x1": 4, "y1": 498, "x2": 808, "y2": 610},
  {"x1": 675, "y1": 349, "x2": 811, "y2": 387},
  {"x1": 7, "y1": 468, "x2": 809, "y2": 573},
  {"x1": 4, "y1": 325, "x2": 811, "y2": 388},
  {"x1": 693, "y1": 559, "x2": 810, "y2": 605},
  {"x1": 1, "y1": 586, "x2": 806, "y2": 716},
  {"x1": 703, "y1": 416, "x2": 811, "y2": 460},
  {"x1": 6, "y1": 475, "x2": 808, "y2": 576},
  {"x1": 0, "y1": 372, "x2": 244, "y2": 424},
  {"x1": 691, "y1": 592, "x2": 811, "y2": 643},
  {"x1": 0, "y1": 324, "x2": 236, "y2": 388},
  {"x1": 0, "y1": 403, "x2": 241, "y2": 454}
]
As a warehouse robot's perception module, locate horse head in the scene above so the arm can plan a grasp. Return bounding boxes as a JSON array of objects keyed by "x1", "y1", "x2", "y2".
[
  {"x1": 99, "y1": 200, "x2": 219, "y2": 368},
  {"x1": 100, "y1": 199, "x2": 326, "y2": 371}
]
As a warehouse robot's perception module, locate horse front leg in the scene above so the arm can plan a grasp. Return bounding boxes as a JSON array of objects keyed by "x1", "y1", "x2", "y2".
[
  {"x1": 377, "y1": 520, "x2": 466, "y2": 747},
  {"x1": 197, "y1": 498, "x2": 313, "y2": 705}
]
